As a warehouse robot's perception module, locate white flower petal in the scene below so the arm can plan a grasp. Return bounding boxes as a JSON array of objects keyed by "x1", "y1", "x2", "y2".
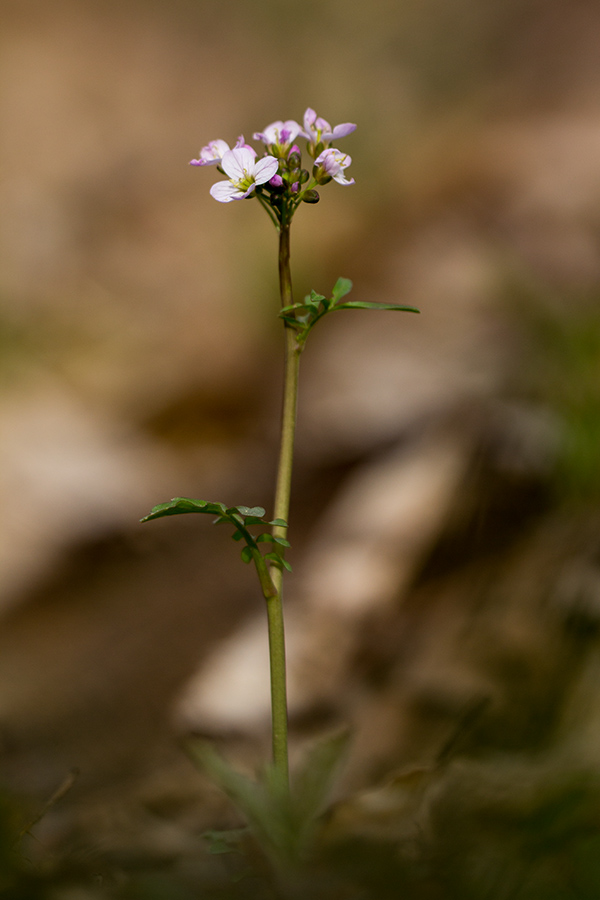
[
  {"x1": 220, "y1": 148, "x2": 253, "y2": 181},
  {"x1": 333, "y1": 173, "x2": 355, "y2": 185},
  {"x1": 210, "y1": 180, "x2": 245, "y2": 202},
  {"x1": 253, "y1": 155, "x2": 279, "y2": 184},
  {"x1": 234, "y1": 146, "x2": 258, "y2": 172}
]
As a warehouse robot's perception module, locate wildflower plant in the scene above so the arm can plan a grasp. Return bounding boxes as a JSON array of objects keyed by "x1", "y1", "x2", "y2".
[{"x1": 142, "y1": 108, "x2": 418, "y2": 872}]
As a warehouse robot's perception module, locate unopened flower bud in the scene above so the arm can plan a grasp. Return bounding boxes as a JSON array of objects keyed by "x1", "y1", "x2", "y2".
[
  {"x1": 288, "y1": 151, "x2": 301, "y2": 170},
  {"x1": 302, "y1": 189, "x2": 320, "y2": 204},
  {"x1": 299, "y1": 169, "x2": 310, "y2": 184}
]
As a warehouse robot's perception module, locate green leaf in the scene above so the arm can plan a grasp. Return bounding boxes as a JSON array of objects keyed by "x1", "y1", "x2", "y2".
[
  {"x1": 255, "y1": 533, "x2": 291, "y2": 547},
  {"x1": 334, "y1": 301, "x2": 420, "y2": 313},
  {"x1": 190, "y1": 743, "x2": 270, "y2": 839},
  {"x1": 190, "y1": 742, "x2": 296, "y2": 867},
  {"x1": 269, "y1": 518, "x2": 288, "y2": 527},
  {"x1": 280, "y1": 314, "x2": 303, "y2": 328},
  {"x1": 190, "y1": 739, "x2": 350, "y2": 868},
  {"x1": 304, "y1": 290, "x2": 326, "y2": 306},
  {"x1": 280, "y1": 304, "x2": 311, "y2": 319},
  {"x1": 240, "y1": 546, "x2": 253, "y2": 564},
  {"x1": 231, "y1": 530, "x2": 244, "y2": 542},
  {"x1": 265, "y1": 552, "x2": 292, "y2": 572},
  {"x1": 243, "y1": 516, "x2": 268, "y2": 525},
  {"x1": 331, "y1": 277, "x2": 353, "y2": 303},
  {"x1": 233, "y1": 505, "x2": 266, "y2": 518},
  {"x1": 140, "y1": 497, "x2": 227, "y2": 523},
  {"x1": 293, "y1": 729, "x2": 351, "y2": 826}
]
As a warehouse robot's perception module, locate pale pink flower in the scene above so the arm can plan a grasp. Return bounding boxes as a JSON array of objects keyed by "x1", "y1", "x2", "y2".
[
  {"x1": 210, "y1": 147, "x2": 279, "y2": 202},
  {"x1": 253, "y1": 120, "x2": 302, "y2": 150},
  {"x1": 301, "y1": 108, "x2": 356, "y2": 148},
  {"x1": 314, "y1": 148, "x2": 355, "y2": 185},
  {"x1": 190, "y1": 135, "x2": 252, "y2": 167}
]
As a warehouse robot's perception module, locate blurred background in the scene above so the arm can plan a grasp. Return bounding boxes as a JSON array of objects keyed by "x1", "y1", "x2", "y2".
[{"x1": 2, "y1": 0, "x2": 600, "y2": 895}]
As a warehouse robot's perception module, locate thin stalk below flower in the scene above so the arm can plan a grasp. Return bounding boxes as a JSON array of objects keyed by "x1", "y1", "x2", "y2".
[
  {"x1": 256, "y1": 190, "x2": 281, "y2": 228},
  {"x1": 266, "y1": 224, "x2": 300, "y2": 788}
]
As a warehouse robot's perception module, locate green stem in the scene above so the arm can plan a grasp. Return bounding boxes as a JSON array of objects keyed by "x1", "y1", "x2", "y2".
[
  {"x1": 266, "y1": 223, "x2": 300, "y2": 787},
  {"x1": 249, "y1": 545, "x2": 278, "y2": 600}
]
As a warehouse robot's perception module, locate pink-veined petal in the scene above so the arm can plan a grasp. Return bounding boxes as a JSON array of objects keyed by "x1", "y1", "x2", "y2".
[
  {"x1": 219, "y1": 150, "x2": 242, "y2": 181},
  {"x1": 220, "y1": 147, "x2": 254, "y2": 181},
  {"x1": 235, "y1": 146, "x2": 259, "y2": 172},
  {"x1": 253, "y1": 155, "x2": 280, "y2": 184}
]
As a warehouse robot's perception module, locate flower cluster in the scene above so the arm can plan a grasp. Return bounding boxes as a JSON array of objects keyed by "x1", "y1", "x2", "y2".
[{"x1": 190, "y1": 108, "x2": 356, "y2": 226}]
